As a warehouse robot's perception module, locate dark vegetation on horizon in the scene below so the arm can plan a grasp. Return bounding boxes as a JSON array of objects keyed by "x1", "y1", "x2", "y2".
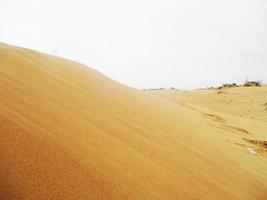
[
  {"x1": 142, "y1": 80, "x2": 263, "y2": 91},
  {"x1": 217, "y1": 80, "x2": 262, "y2": 90}
]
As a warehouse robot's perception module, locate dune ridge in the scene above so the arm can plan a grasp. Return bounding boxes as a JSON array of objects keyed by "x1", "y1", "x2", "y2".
[{"x1": 0, "y1": 43, "x2": 266, "y2": 199}]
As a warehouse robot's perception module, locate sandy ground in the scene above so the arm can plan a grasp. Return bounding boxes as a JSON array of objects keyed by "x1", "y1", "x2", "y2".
[
  {"x1": 152, "y1": 87, "x2": 267, "y2": 186},
  {"x1": 0, "y1": 43, "x2": 266, "y2": 199}
]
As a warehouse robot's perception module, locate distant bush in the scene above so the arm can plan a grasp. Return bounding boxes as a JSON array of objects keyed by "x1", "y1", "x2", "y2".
[
  {"x1": 243, "y1": 81, "x2": 262, "y2": 87},
  {"x1": 217, "y1": 83, "x2": 239, "y2": 90},
  {"x1": 207, "y1": 87, "x2": 214, "y2": 89}
]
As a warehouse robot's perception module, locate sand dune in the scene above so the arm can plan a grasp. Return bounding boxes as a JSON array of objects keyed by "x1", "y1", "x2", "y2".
[
  {"x1": 0, "y1": 43, "x2": 266, "y2": 199},
  {"x1": 152, "y1": 87, "x2": 267, "y2": 187}
]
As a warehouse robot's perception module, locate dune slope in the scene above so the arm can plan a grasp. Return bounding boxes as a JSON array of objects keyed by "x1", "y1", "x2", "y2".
[
  {"x1": 152, "y1": 87, "x2": 267, "y2": 189},
  {"x1": 0, "y1": 43, "x2": 266, "y2": 199}
]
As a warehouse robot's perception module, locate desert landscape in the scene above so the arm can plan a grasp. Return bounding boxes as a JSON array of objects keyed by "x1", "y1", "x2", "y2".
[{"x1": 0, "y1": 43, "x2": 266, "y2": 199}]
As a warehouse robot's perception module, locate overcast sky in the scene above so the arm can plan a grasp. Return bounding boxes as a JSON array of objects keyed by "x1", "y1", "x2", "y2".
[{"x1": 1, "y1": 0, "x2": 266, "y2": 89}]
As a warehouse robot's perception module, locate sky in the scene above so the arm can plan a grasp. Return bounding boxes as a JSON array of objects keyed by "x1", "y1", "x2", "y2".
[{"x1": 1, "y1": 0, "x2": 266, "y2": 89}]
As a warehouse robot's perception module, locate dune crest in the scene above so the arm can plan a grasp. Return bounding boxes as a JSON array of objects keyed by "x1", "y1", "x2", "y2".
[{"x1": 0, "y1": 43, "x2": 266, "y2": 199}]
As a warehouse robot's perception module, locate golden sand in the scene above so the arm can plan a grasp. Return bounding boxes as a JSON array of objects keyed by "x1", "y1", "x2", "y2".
[{"x1": 0, "y1": 43, "x2": 266, "y2": 199}]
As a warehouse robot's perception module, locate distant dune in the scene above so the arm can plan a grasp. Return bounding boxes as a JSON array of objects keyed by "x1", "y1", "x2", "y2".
[{"x1": 0, "y1": 43, "x2": 266, "y2": 199}]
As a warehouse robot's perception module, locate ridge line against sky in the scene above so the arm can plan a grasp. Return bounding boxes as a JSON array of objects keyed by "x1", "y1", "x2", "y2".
[{"x1": 1, "y1": 0, "x2": 266, "y2": 89}]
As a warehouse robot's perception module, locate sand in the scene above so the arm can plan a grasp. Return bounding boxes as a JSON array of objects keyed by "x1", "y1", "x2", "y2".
[{"x1": 0, "y1": 43, "x2": 266, "y2": 199}]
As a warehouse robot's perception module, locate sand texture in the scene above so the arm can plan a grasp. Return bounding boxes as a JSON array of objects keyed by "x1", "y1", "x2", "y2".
[{"x1": 0, "y1": 43, "x2": 266, "y2": 199}]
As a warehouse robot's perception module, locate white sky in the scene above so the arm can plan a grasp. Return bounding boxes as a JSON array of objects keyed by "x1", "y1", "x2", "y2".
[{"x1": 1, "y1": 0, "x2": 266, "y2": 89}]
